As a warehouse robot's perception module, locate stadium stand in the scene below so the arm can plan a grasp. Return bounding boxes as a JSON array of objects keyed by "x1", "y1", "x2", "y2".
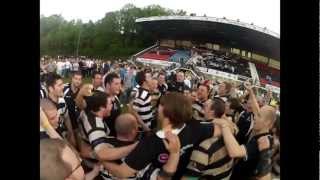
[
  {"x1": 254, "y1": 62, "x2": 280, "y2": 87},
  {"x1": 169, "y1": 50, "x2": 191, "y2": 63}
]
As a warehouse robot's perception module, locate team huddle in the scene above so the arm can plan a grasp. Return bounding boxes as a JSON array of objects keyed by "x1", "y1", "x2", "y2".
[{"x1": 40, "y1": 59, "x2": 280, "y2": 180}]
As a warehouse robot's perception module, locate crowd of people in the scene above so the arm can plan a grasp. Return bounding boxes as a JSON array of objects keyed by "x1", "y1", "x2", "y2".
[
  {"x1": 40, "y1": 57, "x2": 280, "y2": 180},
  {"x1": 40, "y1": 56, "x2": 118, "y2": 79},
  {"x1": 194, "y1": 52, "x2": 252, "y2": 78}
]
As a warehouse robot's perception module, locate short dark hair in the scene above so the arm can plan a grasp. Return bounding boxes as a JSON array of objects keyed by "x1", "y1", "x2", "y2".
[
  {"x1": 227, "y1": 97, "x2": 242, "y2": 112},
  {"x1": 144, "y1": 68, "x2": 152, "y2": 74},
  {"x1": 45, "y1": 73, "x2": 62, "y2": 88},
  {"x1": 158, "y1": 72, "x2": 166, "y2": 77},
  {"x1": 71, "y1": 71, "x2": 82, "y2": 77},
  {"x1": 177, "y1": 70, "x2": 184, "y2": 74},
  {"x1": 212, "y1": 97, "x2": 226, "y2": 118},
  {"x1": 135, "y1": 70, "x2": 147, "y2": 86},
  {"x1": 84, "y1": 91, "x2": 107, "y2": 112},
  {"x1": 159, "y1": 92, "x2": 193, "y2": 128},
  {"x1": 104, "y1": 72, "x2": 120, "y2": 87},
  {"x1": 92, "y1": 71, "x2": 102, "y2": 79},
  {"x1": 40, "y1": 139, "x2": 71, "y2": 180}
]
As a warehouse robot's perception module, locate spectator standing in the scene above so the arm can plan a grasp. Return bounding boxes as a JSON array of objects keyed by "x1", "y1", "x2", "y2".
[
  {"x1": 71, "y1": 60, "x2": 79, "y2": 73},
  {"x1": 56, "y1": 60, "x2": 64, "y2": 77},
  {"x1": 124, "y1": 66, "x2": 135, "y2": 91},
  {"x1": 119, "y1": 63, "x2": 127, "y2": 82},
  {"x1": 61, "y1": 60, "x2": 67, "y2": 78},
  {"x1": 65, "y1": 59, "x2": 72, "y2": 78},
  {"x1": 92, "y1": 71, "x2": 104, "y2": 92},
  {"x1": 168, "y1": 71, "x2": 190, "y2": 93},
  {"x1": 46, "y1": 60, "x2": 56, "y2": 74},
  {"x1": 158, "y1": 72, "x2": 168, "y2": 95}
]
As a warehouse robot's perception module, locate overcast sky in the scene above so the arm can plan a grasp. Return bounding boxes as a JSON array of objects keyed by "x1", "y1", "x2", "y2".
[{"x1": 40, "y1": 0, "x2": 280, "y2": 34}]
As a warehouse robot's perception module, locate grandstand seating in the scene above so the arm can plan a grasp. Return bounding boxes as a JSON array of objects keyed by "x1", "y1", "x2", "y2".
[
  {"x1": 254, "y1": 62, "x2": 280, "y2": 87},
  {"x1": 260, "y1": 78, "x2": 280, "y2": 87},
  {"x1": 139, "y1": 47, "x2": 177, "y2": 61},
  {"x1": 169, "y1": 50, "x2": 191, "y2": 63},
  {"x1": 139, "y1": 47, "x2": 192, "y2": 63},
  {"x1": 138, "y1": 46, "x2": 281, "y2": 88},
  {"x1": 139, "y1": 46, "x2": 253, "y2": 79},
  {"x1": 196, "y1": 53, "x2": 252, "y2": 78},
  {"x1": 141, "y1": 52, "x2": 171, "y2": 61}
]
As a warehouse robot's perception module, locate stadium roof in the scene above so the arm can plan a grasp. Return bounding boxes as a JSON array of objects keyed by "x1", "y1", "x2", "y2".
[{"x1": 136, "y1": 16, "x2": 280, "y2": 61}]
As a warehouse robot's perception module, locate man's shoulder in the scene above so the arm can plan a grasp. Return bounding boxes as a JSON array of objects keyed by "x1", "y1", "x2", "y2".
[
  {"x1": 143, "y1": 132, "x2": 163, "y2": 145},
  {"x1": 96, "y1": 86, "x2": 105, "y2": 92}
]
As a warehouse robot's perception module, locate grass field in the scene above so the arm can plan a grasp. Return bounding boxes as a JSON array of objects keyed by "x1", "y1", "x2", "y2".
[{"x1": 62, "y1": 76, "x2": 92, "y2": 84}]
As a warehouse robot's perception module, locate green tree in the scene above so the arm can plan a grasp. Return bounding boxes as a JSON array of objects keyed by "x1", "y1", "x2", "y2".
[{"x1": 40, "y1": 4, "x2": 188, "y2": 59}]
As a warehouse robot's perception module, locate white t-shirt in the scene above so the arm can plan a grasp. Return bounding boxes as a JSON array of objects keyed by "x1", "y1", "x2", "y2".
[
  {"x1": 87, "y1": 60, "x2": 94, "y2": 68},
  {"x1": 56, "y1": 62, "x2": 64, "y2": 71},
  {"x1": 72, "y1": 63, "x2": 79, "y2": 71},
  {"x1": 184, "y1": 79, "x2": 191, "y2": 89},
  {"x1": 65, "y1": 61, "x2": 72, "y2": 69}
]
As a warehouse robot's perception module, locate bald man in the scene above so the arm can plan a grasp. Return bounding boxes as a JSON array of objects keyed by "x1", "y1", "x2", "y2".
[
  {"x1": 214, "y1": 81, "x2": 277, "y2": 180},
  {"x1": 100, "y1": 113, "x2": 141, "y2": 179},
  {"x1": 40, "y1": 98, "x2": 59, "y2": 139},
  {"x1": 115, "y1": 113, "x2": 140, "y2": 142}
]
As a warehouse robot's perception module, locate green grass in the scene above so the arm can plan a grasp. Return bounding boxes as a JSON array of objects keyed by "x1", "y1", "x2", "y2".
[{"x1": 62, "y1": 76, "x2": 92, "y2": 84}]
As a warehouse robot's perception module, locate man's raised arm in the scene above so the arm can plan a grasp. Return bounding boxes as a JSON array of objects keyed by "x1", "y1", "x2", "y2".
[{"x1": 244, "y1": 81, "x2": 260, "y2": 118}]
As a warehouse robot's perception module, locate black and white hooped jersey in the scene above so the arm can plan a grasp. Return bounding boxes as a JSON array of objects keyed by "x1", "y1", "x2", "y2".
[
  {"x1": 132, "y1": 87, "x2": 153, "y2": 128},
  {"x1": 78, "y1": 110, "x2": 110, "y2": 152}
]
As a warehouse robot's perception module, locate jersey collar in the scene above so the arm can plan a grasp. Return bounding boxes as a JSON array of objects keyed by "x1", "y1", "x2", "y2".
[{"x1": 156, "y1": 123, "x2": 186, "y2": 139}]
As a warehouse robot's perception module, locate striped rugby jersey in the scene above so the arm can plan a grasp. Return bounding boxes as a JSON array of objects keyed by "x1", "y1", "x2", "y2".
[
  {"x1": 132, "y1": 86, "x2": 153, "y2": 128},
  {"x1": 40, "y1": 84, "x2": 48, "y2": 99},
  {"x1": 192, "y1": 100, "x2": 209, "y2": 121},
  {"x1": 78, "y1": 110, "x2": 110, "y2": 152},
  {"x1": 185, "y1": 137, "x2": 234, "y2": 179},
  {"x1": 47, "y1": 96, "x2": 68, "y2": 137},
  {"x1": 63, "y1": 83, "x2": 80, "y2": 129}
]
